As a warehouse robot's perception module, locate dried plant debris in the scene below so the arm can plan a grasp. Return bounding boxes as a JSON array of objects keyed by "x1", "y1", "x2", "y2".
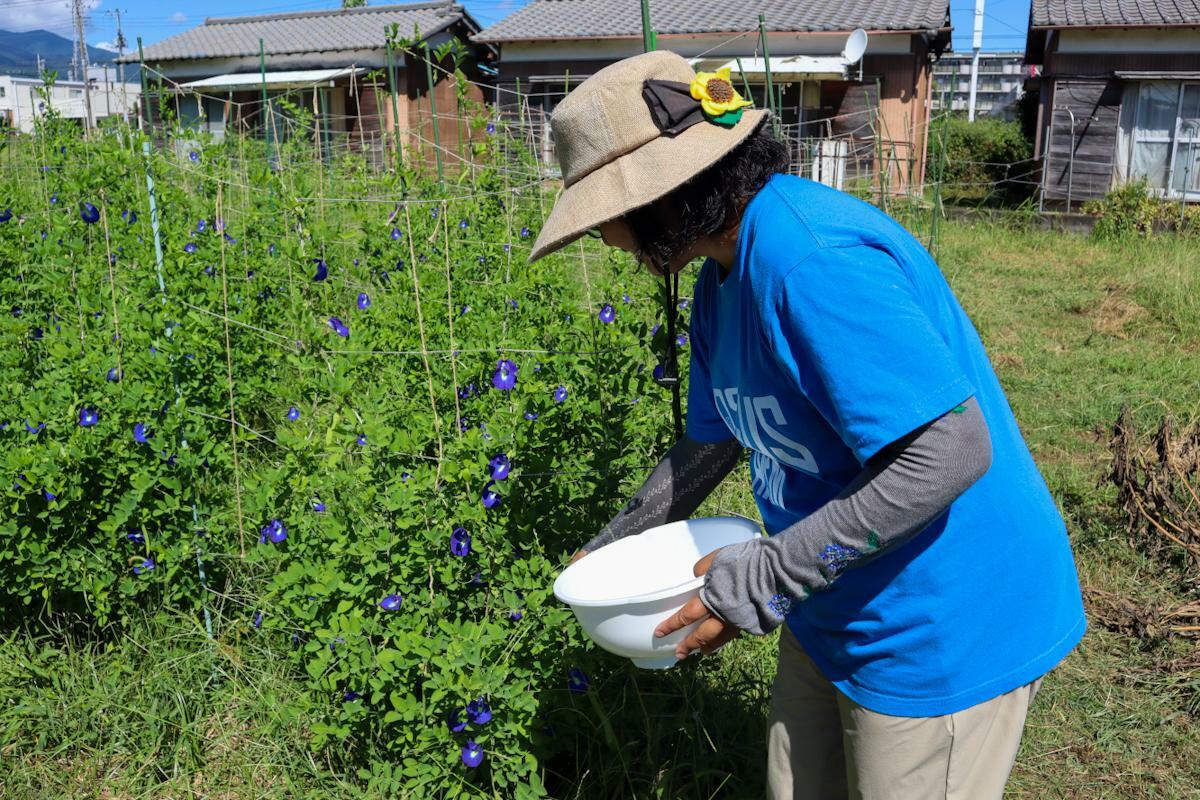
[{"x1": 1085, "y1": 589, "x2": 1200, "y2": 645}]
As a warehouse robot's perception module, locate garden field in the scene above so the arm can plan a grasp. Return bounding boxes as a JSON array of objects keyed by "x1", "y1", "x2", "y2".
[{"x1": 2, "y1": 116, "x2": 1199, "y2": 799}]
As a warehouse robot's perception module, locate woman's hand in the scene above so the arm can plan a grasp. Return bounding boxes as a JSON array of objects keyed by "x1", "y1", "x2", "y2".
[
  {"x1": 568, "y1": 549, "x2": 588, "y2": 566},
  {"x1": 654, "y1": 548, "x2": 742, "y2": 660}
]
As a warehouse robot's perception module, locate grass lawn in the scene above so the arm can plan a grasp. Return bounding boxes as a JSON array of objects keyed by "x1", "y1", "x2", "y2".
[{"x1": 2, "y1": 220, "x2": 1197, "y2": 798}]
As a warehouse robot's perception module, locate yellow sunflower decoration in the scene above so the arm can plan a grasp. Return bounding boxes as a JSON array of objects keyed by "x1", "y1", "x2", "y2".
[{"x1": 690, "y1": 67, "x2": 753, "y2": 126}]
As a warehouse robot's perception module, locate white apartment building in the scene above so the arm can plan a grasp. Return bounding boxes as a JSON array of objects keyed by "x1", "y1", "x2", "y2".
[
  {"x1": 0, "y1": 71, "x2": 141, "y2": 133},
  {"x1": 931, "y1": 52, "x2": 1028, "y2": 116}
]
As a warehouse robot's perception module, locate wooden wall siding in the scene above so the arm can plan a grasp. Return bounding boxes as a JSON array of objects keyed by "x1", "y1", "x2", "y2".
[
  {"x1": 1043, "y1": 78, "x2": 1122, "y2": 201},
  {"x1": 404, "y1": 55, "x2": 487, "y2": 174},
  {"x1": 1046, "y1": 50, "x2": 1200, "y2": 78}
]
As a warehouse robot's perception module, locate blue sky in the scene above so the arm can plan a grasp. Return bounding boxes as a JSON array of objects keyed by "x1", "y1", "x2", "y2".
[{"x1": 0, "y1": 0, "x2": 1033, "y2": 58}]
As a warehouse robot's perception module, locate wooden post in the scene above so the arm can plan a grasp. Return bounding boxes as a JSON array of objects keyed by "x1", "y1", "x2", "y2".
[{"x1": 423, "y1": 42, "x2": 444, "y2": 184}]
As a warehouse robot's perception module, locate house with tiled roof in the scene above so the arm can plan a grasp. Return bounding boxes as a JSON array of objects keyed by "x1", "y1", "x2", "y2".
[
  {"x1": 1025, "y1": 0, "x2": 1200, "y2": 205},
  {"x1": 117, "y1": 1, "x2": 494, "y2": 166},
  {"x1": 475, "y1": 0, "x2": 952, "y2": 191}
]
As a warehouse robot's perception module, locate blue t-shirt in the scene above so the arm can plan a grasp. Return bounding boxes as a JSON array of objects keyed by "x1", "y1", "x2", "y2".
[{"x1": 687, "y1": 173, "x2": 1086, "y2": 717}]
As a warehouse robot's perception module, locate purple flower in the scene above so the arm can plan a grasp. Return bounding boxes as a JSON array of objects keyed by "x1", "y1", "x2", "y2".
[
  {"x1": 401, "y1": 472, "x2": 412, "y2": 483},
  {"x1": 133, "y1": 422, "x2": 149, "y2": 443},
  {"x1": 328, "y1": 317, "x2": 349, "y2": 337},
  {"x1": 492, "y1": 358, "x2": 517, "y2": 391},
  {"x1": 133, "y1": 557, "x2": 156, "y2": 575},
  {"x1": 312, "y1": 498, "x2": 325, "y2": 512},
  {"x1": 459, "y1": 304, "x2": 470, "y2": 316},
  {"x1": 357, "y1": 434, "x2": 368, "y2": 446},
  {"x1": 598, "y1": 304, "x2": 615, "y2": 324},
  {"x1": 520, "y1": 226, "x2": 530, "y2": 238},
  {"x1": 1, "y1": 207, "x2": 16, "y2": 223},
  {"x1": 24, "y1": 420, "x2": 44, "y2": 435},
  {"x1": 286, "y1": 406, "x2": 300, "y2": 421},
  {"x1": 253, "y1": 610, "x2": 263, "y2": 629},
  {"x1": 184, "y1": 242, "x2": 197, "y2": 254},
  {"x1": 489, "y1": 453, "x2": 510, "y2": 481},
  {"x1": 461, "y1": 740, "x2": 484, "y2": 768},
  {"x1": 106, "y1": 367, "x2": 120, "y2": 382},
  {"x1": 523, "y1": 411, "x2": 539, "y2": 421},
  {"x1": 379, "y1": 593, "x2": 403, "y2": 611},
  {"x1": 79, "y1": 407, "x2": 99, "y2": 427},
  {"x1": 450, "y1": 527, "x2": 471, "y2": 557},
  {"x1": 312, "y1": 259, "x2": 328, "y2": 282},
  {"x1": 481, "y1": 482, "x2": 501, "y2": 510},
  {"x1": 568, "y1": 666, "x2": 590, "y2": 694},
  {"x1": 553, "y1": 385, "x2": 568, "y2": 404},
  {"x1": 357, "y1": 292, "x2": 370, "y2": 310},
  {"x1": 342, "y1": 690, "x2": 360, "y2": 702},
  {"x1": 188, "y1": 150, "x2": 200, "y2": 162},
  {"x1": 259, "y1": 519, "x2": 287, "y2": 544},
  {"x1": 622, "y1": 294, "x2": 633, "y2": 303},
  {"x1": 486, "y1": 121, "x2": 496, "y2": 134},
  {"x1": 651, "y1": 323, "x2": 661, "y2": 336},
  {"x1": 42, "y1": 489, "x2": 56, "y2": 501},
  {"x1": 466, "y1": 698, "x2": 492, "y2": 725},
  {"x1": 675, "y1": 333, "x2": 688, "y2": 347},
  {"x1": 391, "y1": 227, "x2": 402, "y2": 241},
  {"x1": 79, "y1": 202, "x2": 100, "y2": 224},
  {"x1": 268, "y1": 243, "x2": 275, "y2": 255},
  {"x1": 447, "y1": 708, "x2": 467, "y2": 732},
  {"x1": 510, "y1": 610, "x2": 523, "y2": 621},
  {"x1": 507, "y1": 299, "x2": 518, "y2": 309},
  {"x1": 123, "y1": 209, "x2": 137, "y2": 224},
  {"x1": 678, "y1": 298, "x2": 690, "y2": 309},
  {"x1": 468, "y1": 571, "x2": 485, "y2": 587},
  {"x1": 196, "y1": 219, "x2": 207, "y2": 233},
  {"x1": 459, "y1": 219, "x2": 468, "y2": 229},
  {"x1": 127, "y1": 529, "x2": 144, "y2": 544}
]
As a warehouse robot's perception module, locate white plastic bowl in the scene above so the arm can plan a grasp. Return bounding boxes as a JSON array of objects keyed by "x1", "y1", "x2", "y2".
[{"x1": 553, "y1": 516, "x2": 762, "y2": 669}]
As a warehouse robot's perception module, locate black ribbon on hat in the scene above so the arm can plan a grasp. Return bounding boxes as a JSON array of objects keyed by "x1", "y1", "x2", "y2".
[{"x1": 642, "y1": 79, "x2": 707, "y2": 136}]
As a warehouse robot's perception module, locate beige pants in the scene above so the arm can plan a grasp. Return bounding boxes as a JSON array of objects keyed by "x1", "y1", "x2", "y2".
[{"x1": 767, "y1": 625, "x2": 1043, "y2": 800}]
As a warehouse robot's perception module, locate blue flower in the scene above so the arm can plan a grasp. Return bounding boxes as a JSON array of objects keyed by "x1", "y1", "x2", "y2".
[
  {"x1": 507, "y1": 299, "x2": 518, "y2": 309},
  {"x1": 312, "y1": 498, "x2": 325, "y2": 512},
  {"x1": 553, "y1": 385, "x2": 568, "y2": 403},
  {"x1": 523, "y1": 411, "x2": 539, "y2": 421},
  {"x1": 379, "y1": 593, "x2": 403, "y2": 611},
  {"x1": 520, "y1": 226, "x2": 530, "y2": 238},
  {"x1": 123, "y1": 209, "x2": 137, "y2": 224},
  {"x1": 328, "y1": 317, "x2": 349, "y2": 337},
  {"x1": 459, "y1": 304, "x2": 470, "y2": 316},
  {"x1": 622, "y1": 294, "x2": 633, "y2": 303},
  {"x1": 24, "y1": 420, "x2": 44, "y2": 435},
  {"x1": 79, "y1": 407, "x2": 99, "y2": 427},
  {"x1": 286, "y1": 406, "x2": 300, "y2": 421},
  {"x1": 489, "y1": 453, "x2": 510, "y2": 481},
  {"x1": 126, "y1": 529, "x2": 144, "y2": 544},
  {"x1": 133, "y1": 422, "x2": 149, "y2": 443},
  {"x1": 459, "y1": 219, "x2": 468, "y2": 229},
  {"x1": 651, "y1": 323, "x2": 661, "y2": 336},
  {"x1": 461, "y1": 740, "x2": 484, "y2": 768},
  {"x1": 568, "y1": 667, "x2": 589, "y2": 694},
  {"x1": 509, "y1": 610, "x2": 523, "y2": 621},
  {"x1": 312, "y1": 259, "x2": 328, "y2": 282},
  {"x1": 451, "y1": 527, "x2": 471, "y2": 557},
  {"x1": 49, "y1": 192, "x2": 57, "y2": 204},
  {"x1": 468, "y1": 571, "x2": 485, "y2": 587},
  {"x1": 678, "y1": 298, "x2": 690, "y2": 309},
  {"x1": 268, "y1": 243, "x2": 275, "y2": 255},
  {"x1": 401, "y1": 472, "x2": 412, "y2": 483},
  {"x1": 133, "y1": 557, "x2": 156, "y2": 575},
  {"x1": 197, "y1": 219, "x2": 207, "y2": 232},
  {"x1": 481, "y1": 482, "x2": 501, "y2": 509},
  {"x1": 80, "y1": 202, "x2": 100, "y2": 224},
  {"x1": 491, "y1": 358, "x2": 517, "y2": 391},
  {"x1": 0, "y1": 208, "x2": 12, "y2": 223},
  {"x1": 253, "y1": 610, "x2": 263, "y2": 628},
  {"x1": 184, "y1": 242, "x2": 197, "y2": 254},
  {"x1": 188, "y1": 151, "x2": 199, "y2": 162},
  {"x1": 357, "y1": 434, "x2": 368, "y2": 446},
  {"x1": 486, "y1": 121, "x2": 496, "y2": 134},
  {"x1": 466, "y1": 698, "x2": 492, "y2": 725},
  {"x1": 598, "y1": 304, "x2": 615, "y2": 324},
  {"x1": 259, "y1": 519, "x2": 287, "y2": 544},
  {"x1": 675, "y1": 333, "x2": 689, "y2": 347},
  {"x1": 42, "y1": 489, "x2": 56, "y2": 502},
  {"x1": 342, "y1": 690, "x2": 360, "y2": 702},
  {"x1": 447, "y1": 707, "x2": 467, "y2": 732},
  {"x1": 391, "y1": 227, "x2": 402, "y2": 241},
  {"x1": 357, "y1": 292, "x2": 370, "y2": 310},
  {"x1": 106, "y1": 367, "x2": 120, "y2": 382}
]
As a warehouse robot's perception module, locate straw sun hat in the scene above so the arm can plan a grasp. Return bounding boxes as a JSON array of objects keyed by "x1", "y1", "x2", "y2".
[{"x1": 528, "y1": 50, "x2": 769, "y2": 263}]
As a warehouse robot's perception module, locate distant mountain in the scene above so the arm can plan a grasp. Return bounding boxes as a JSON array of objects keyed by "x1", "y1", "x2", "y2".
[{"x1": 0, "y1": 28, "x2": 123, "y2": 79}]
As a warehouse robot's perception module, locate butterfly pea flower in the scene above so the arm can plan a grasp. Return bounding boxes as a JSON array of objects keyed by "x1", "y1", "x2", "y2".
[
  {"x1": 79, "y1": 407, "x2": 99, "y2": 427},
  {"x1": 459, "y1": 219, "x2": 468, "y2": 229},
  {"x1": 379, "y1": 593, "x2": 403, "y2": 611},
  {"x1": 503, "y1": 243, "x2": 512, "y2": 253},
  {"x1": 127, "y1": 529, "x2": 144, "y2": 544},
  {"x1": 133, "y1": 557, "x2": 156, "y2": 575},
  {"x1": 286, "y1": 406, "x2": 300, "y2": 421},
  {"x1": 507, "y1": 299, "x2": 518, "y2": 309},
  {"x1": 203, "y1": 265, "x2": 214, "y2": 276},
  {"x1": 122, "y1": 209, "x2": 137, "y2": 224},
  {"x1": 24, "y1": 420, "x2": 44, "y2": 434},
  {"x1": 106, "y1": 367, "x2": 120, "y2": 382},
  {"x1": 133, "y1": 422, "x2": 149, "y2": 443},
  {"x1": 492, "y1": 358, "x2": 517, "y2": 391},
  {"x1": 390, "y1": 227, "x2": 402, "y2": 241},
  {"x1": 311, "y1": 498, "x2": 325, "y2": 512},
  {"x1": 196, "y1": 219, "x2": 207, "y2": 233},
  {"x1": 80, "y1": 202, "x2": 100, "y2": 224},
  {"x1": 481, "y1": 482, "x2": 501, "y2": 509},
  {"x1": 567, "y1": 666, "x2": 590, "y2": 694},
  {"x1": 259, "y1": 519, "x2": 287, "y2": 544},
  {"x1": 328, "y1": 636, "x2": 344, "y2": 651},
  {"x1": 49, "y1": 192, "x2": 57, "y2": 204},
  {"x1": 223, "y1": 232, "x2": 236, "y2": 244},
  {"x1": 357, "y1": 293, "x2": 370, "y2": 310},
  {"x1": 253, "y1": 610, "x2": 263, "y2": 629},
  {"x1": 676, "y1": 333, "x2": 689, "y2": 347},
  {"x1": 188, "y1": 150, "x2": 199, "y2": 162},
  {"x1": 450, "y1": 527, "x2": 471, "y2": 557},
  {"x1": 486, "y1": 121, "x2": 496, "y2": 134},
  {"x1": 520, "y1": 226, "x2": 530, "y2": 238},
  {"x1": 42, "y1": 489, "x2": 56, "y2": 502},
  {"x1": 553, "y1": 386, "x2": 568, "y2": 404},
  {"x1": 31, "y1": 327, "x2": 43, "y2": 340},
  {"x1": 342, "y1": 690, "x2": 360, "y2": 702},
  {"x1": 459, "y1": 304, "x2": 470, "y2": 316},
  {"x1": 461, "y1": 740, "x2": 484, "y2": 768},
  {"x1": 0, "y1": 208, "x2": 11, "y2": 223},
  {"x1": 510, "y1": 610, "x2": 523, "y2": 621},
  {"x1": 466, "y1": 698, "x2": 492, "y2": 725},
  {"x1": 598, "y1": 304, "x2": 616, "y2": 324},
  {"x1": 447, "y1": 708, "x2": 467, "y2": 733},
  {"x1": 328, "y1": 317, "x2": 349, "y2": 338},
  {"x1": 184, "y1": 242, "x2": 197, "y2": 254},
  {"x1": 651, "y1": 323, "x2": 661, "y2": 336},
  {"x1": 458, "y1": 417, "x2": 469, "y2": 433},
  {"x1": 468, "y1": 571, "x2": 485, "y2": 587},
  {"x1": 401, "y1": 472, "x2": 412, "y2": 483},
  {"x1": 357, "y1": 434, "x2": 368, "y2": 446},
  {"x1": 489, "y1": 453, "x2": 510, "y2": 481},
  {"x1": 312, "y1": 259, "x2": 328, "y2": 282},
  {"x1": 524, "y1": 411, "x2": 539, "y2": 421}
]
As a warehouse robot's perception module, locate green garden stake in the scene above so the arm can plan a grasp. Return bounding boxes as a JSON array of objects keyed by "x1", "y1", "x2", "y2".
[
  {"x1": 385, "y1": 39, "x2": 403, "y2": 168},
  {"x1": 758, "y1": 14, "x2": 780, "y2": 137}
]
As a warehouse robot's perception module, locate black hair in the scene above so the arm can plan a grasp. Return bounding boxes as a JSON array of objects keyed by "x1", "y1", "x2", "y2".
[{"x1": 624, "y1": 119, "x2": 791, "y2": 270}]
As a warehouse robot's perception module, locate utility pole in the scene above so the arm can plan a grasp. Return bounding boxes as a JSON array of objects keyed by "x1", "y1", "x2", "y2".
[
  {"x1": 967, "y1": 0, "x2": 984, "y2": 121},
  {"x1": 73, "y1": 0, "x2": 95, "y2": 133},
  {"x1": 109, "y1": 8, "x2": 130, "y2": 124}
]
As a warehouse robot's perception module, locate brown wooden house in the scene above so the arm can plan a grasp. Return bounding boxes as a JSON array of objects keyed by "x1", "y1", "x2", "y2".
[
  {"x1": 116, "y1": 1, "x2": 495, "y2": 168},
  {"x1": 474, "y1": 0, "x2": 952, "y2": 192},
  {"x1": 1026, "y1": 0, "x2": 1200, "y2": 205}
]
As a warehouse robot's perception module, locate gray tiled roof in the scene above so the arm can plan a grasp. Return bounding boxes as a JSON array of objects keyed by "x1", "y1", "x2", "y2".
[
  {"x1": 475, "y1": 0, "x2": 950, "y2": 42},
  {"x1": 118, "y1": 1, "x2": 471, "y2": 63},
  {"x1": 1032, "y1": 0, "x2": 1200, "y2": 26}
]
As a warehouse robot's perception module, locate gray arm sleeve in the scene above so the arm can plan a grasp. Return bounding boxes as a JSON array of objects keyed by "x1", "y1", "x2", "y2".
[
  {"x1": 581, "y1": 435, "x2": 743, "y2": 553},
  {"x1": 699, "y1": 395, "x2": 992, "y2": 636}
]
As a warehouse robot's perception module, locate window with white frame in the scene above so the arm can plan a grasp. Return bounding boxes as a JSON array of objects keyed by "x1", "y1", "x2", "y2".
[{"x1": 1119, "y1": 81, "x2": 1200, "y2": 198}]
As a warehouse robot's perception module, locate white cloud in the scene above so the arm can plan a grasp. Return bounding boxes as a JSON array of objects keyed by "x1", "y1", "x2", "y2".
[
  {"x1": 0, "y1": 0, "x2": 99, "y2": 36},
  {"x1": 169, "y1": 11, "x2": 186, "y2": 24},
  {"x1": 92, "y1": 40, "x2": 118, "y2": 52}
]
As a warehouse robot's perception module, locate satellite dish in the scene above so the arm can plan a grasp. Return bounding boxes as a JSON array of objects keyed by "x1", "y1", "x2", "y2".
[{"x1": 841, "y1": 28, "x2": 868, "y2": 64}]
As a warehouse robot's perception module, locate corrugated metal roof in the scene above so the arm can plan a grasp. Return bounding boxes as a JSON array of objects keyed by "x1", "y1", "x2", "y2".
[
  {"x1": 475, "y1": 0, "x2": 950, "y2": 43},
  {"x1": 1031, "y1": 0, "x2": 1200, "y2": 27},
  {"x1": 178, "y1": 67, "x2": 366, "y2": 91},
  {"x1": 119, "y1": 1, "x2": 472, "y2": 64}
]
